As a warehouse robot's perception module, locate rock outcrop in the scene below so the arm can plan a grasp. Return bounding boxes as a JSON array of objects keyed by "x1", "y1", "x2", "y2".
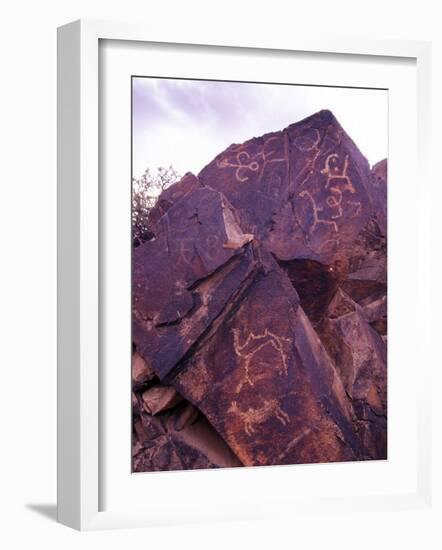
[{"x1": 132, "y1": 109, "x2": 388, "y2": 471}]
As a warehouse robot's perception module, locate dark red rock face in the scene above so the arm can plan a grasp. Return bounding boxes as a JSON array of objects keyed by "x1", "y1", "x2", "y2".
[
  {"x1": 199, "y1": 110, "x2": 373, "y2": 267},
  {"x1": 132, "y1": 109, "x2": 387, "y2": 471},
  {"x1": 132, "y1": 186, "x2": 255, "y2": 380},
  {"x1": 316, "y1": 289, "x2": 387, "y2": 459},
  {"x1": 173, "y1": 244, "x2": 363, "y2": 466}
]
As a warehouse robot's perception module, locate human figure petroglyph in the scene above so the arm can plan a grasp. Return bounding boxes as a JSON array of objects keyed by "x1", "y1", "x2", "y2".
[
  {"x1": 216, "y1": 134, "x2": 288, "y2": 183},
  {"x1": 299, "y1": 153, "x2": 359, "y2": 234},
  {"x1": 228, "y1": 399, "x2": 290, "y2": 436},
  {"x1": 233, "y1": 328, "x2": 291, "y2": 392},
  {"x1": 298, "y1": 190, "x2": 338, "y2": 233},
  {"x1": 321, "y1": 153, "x2": 356, "y2": 194}
]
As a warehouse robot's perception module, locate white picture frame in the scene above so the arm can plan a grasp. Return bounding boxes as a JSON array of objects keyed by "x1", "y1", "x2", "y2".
[{"x1": 57, "y1": 19, "x2": 432, "y2": 531}]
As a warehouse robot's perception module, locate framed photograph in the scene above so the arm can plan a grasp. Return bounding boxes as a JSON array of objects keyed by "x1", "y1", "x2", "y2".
[{"x1": 57, "y1": 19, "x2": 432, "y2": 530}]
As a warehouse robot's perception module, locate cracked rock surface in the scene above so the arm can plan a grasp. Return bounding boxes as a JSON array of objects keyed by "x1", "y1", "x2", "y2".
[{"x1": 132, "y1": 110, "x2": 387, "y2": 471}]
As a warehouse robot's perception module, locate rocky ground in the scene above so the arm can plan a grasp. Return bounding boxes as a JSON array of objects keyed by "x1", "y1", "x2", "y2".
[{"x1": 131, "y1": 109, "x2": 387, "y2": 471}]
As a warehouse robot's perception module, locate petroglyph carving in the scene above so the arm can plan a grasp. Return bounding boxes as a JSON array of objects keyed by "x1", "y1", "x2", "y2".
[
  {"x1": 326, "y1": 187, "x2": 344, "y2": 219},
  {"x1": 277, "y1": 426, "x2": 314, "y2": 461},
  {"x1": 321, "y1": 154, "x2": 356, "y2": 194},
  {"x1": 228, "y1": 399, "x2": 290, "y2": 436},
  {"x1": 206, "y1": 235, "x2": 218, "y2": 248},
  {"x1": 216, "y1": 134, "x2": 288, "y2": 183},
  {"x1": 318, "y1": 238, "x2": 340, "y2": 252},
  {"x1": 178, "y1": 238, "x2": 194, "y2": 265},
  {"x1": 299, "y1": 154, "x2": 360, "y2": 234},
  {"x1": 293, "y1": 128, "x2": 321, "y2": 152},
  {"x1": 298, "y1": 190, "x2": 338, "y2": 233},
  {"x1": 295, "y1": 129, "x2": 323, "y2": 187},
  {"x1": 347, "y1": 200, "x2": 362, "y2": 218},
  {"x1": 233, "y1": 328, "x2": 291, "y2": 391},
  {"x1": 262, "y1": 135, "x2": 288, "y2": 164},
  {"x1": 217, "y1": 151, "x2": 260, "y2": 182},
  {"x1": 204, "y1": 234, "x2": 220, "y2": 261}
]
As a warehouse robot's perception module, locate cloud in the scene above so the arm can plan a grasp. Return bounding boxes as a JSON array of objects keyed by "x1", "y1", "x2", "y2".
[{"x1": 132, "y1": 77, "x2": 387, "y2": 179}]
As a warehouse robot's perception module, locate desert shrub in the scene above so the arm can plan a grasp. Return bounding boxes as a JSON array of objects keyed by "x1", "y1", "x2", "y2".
[{"x1": 132, "y1": 165, "x2": 180, "y2": 246}]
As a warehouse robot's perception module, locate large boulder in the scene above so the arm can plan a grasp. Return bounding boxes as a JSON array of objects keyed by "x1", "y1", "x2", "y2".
[
  {"x1": 172, "y1": 244, "x2": 365, "y2": 466},
  {"x1": 132, "y1": 110, "x2": 388, "y2": 469},
  {"x1": 198, "y1": 109, "x2": 374, "y2": 270}
]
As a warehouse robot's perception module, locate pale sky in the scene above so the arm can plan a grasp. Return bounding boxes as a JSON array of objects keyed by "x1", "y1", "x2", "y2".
[{"x1": 132, "y1": 77, "x2": 388, "y2": 180}]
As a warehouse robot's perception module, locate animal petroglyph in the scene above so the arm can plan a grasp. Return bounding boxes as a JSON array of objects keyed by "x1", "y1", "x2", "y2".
[
  {"x1": 228, "y1": 399, "x2": 290, "y2": 436},
  {"x1": 216, "y1": 134, "x2": 288, "y2": 183},
  {"x1": 233, "y1": 328, "x2": 291, "y2": 392}
]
